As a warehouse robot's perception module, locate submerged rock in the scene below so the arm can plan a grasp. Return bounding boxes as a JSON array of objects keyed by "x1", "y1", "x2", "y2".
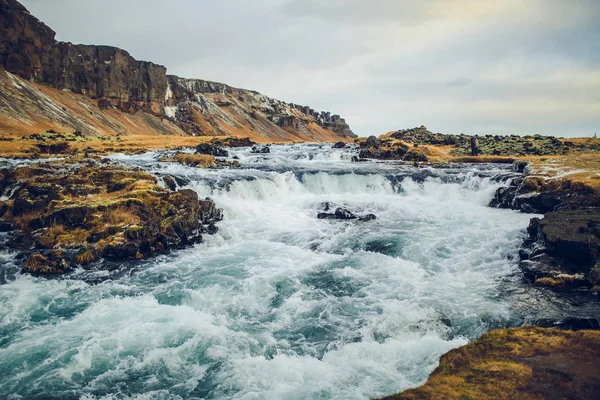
[{"x1": 332, "y1": 141, "x2": 346, "y2": 149}]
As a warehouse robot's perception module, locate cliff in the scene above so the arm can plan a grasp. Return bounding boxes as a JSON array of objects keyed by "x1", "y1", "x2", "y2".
[
  {"x1": 0, "y1": 0, "x2": 355, "y2": 143},
  {"x1": 164, "y1": 75, "x2": 355, "y2": 142}
]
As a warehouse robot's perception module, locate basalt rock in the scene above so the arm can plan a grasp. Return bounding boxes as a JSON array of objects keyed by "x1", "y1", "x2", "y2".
[
  {"x1": 332, "y1": 141, "x2": 346, "y2": 149},
  {"x1": 519, "y1": 209, "x2": 600, "y2": 290},
  {"x1": 490, "y1": 174, "x2": 600, "y2": 214}
]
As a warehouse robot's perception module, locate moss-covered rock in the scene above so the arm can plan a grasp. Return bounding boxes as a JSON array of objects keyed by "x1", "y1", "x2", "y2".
[
  {"x1": 380, "y1": 327, "x2": 600, "y2": 400},
  {"x1": 0, "y1": 160, "x2": 222, "y2": 275}
]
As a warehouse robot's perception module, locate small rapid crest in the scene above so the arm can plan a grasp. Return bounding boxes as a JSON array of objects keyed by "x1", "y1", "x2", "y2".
[{"x1": 1, "y1": 144, "x2": 584, "y2": 400}]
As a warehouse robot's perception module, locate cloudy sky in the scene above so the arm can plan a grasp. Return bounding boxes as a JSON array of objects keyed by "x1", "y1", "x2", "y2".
[{"x1": 22, "y1": 0, "x2": 600, "y2": 137}]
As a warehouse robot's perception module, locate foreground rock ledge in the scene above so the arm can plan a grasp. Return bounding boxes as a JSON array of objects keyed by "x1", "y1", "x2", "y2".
[
  {"x1": 379, "y1": 326, "x2": 600, "y2": 400},
  {"x1": 0, "y1": 159, "x2": 222, "y2": 274}
]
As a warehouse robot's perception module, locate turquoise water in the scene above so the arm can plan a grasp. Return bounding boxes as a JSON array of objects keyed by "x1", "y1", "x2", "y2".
[{"x1": 0, "y1": 145, "x2": 574, "y2": 399}]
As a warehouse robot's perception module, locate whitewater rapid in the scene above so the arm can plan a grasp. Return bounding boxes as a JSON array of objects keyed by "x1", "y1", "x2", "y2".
[{"x1": 0, "y1": 144, "x2": 595, "y2": 399}]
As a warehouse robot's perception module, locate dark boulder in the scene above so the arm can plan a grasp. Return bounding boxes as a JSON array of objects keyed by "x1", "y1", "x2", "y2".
[
  {"x1": 196, "y1": 143, "x2": 229, "y2": 157},
  {"x1": 363, "y1": 135, "x2": 378, "y2": 148},
  {"x1": 332, "y1": 141, "x2": 346, "y2": 149},
  {"x1": 519, "y1": 209, "x2": 600, "y2": 289},
  {"x1": 358, "y1": 214, "x2": 377, "y2": 222},
  {"x1": 214, "y1": 137, "x2": 255, "y2": 148},
  {"x1": 162, "y1": 175, "x2": 177, "y2": 191},
  {"x1": 403, "y1": 151, "x2": 428, "y2": 162},
  {"x1": 534, "y1": 318, "x2": 600, "y2": 331},
  {"x1": 251, "y1": 146, "x2": 271, "y2": 154},
  {"x1": 23, "y1": 250, "x2": 74, "y2": 275},
  {"x1": 0, "y1": 221, "x2": 13, "y2": 232},
  {"x1": 317, "y1": 207, "x2": 376, "y2": 222}
]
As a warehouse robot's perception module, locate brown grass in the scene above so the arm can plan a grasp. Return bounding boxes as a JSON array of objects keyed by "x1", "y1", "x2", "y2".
[
  {"x1": 12, "y1": 211, "x2": 36, "y2": 230},
  {"x1": 103, "y1": 207, "x2": 140, "y2": 226},
  {"x1": 172, "y1": 153, "x2": 215, "y2": 168},
  {"x1": 75, "y1": 250, "x2": 96, "y2": 265}
]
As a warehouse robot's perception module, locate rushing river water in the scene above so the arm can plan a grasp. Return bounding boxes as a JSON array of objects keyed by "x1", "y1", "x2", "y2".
[{"x1": 1, "y1": 144, "x2": 599, "y2": 400}]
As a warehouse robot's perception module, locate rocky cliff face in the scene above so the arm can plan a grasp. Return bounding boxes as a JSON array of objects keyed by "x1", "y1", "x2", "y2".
[
  {"x1": 0, "y1": 0, "x2": 355, "y2": 142},
  {"x1": 0, "y1": 0, "x2": 167, "y2": 114},
  {"x1": 164, "y1": 75, "x2": 355, "y2": 142}
]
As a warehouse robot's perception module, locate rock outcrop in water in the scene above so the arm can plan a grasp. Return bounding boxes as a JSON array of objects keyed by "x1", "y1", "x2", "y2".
[
  {"x1": 0, "y1": 160, "x2": 222, "y2": 274},
  {"x1": 0, "y1": 0, "x2": 356, "y2": 144},
  {"x1": 380, "y1": 326, "x2": 600, "y2": 400},
  {"x1": 490, "y1": 164, "x2": 600, "y2": 292},
  {"x1": 317, "y1": 204, "x2": 377, "y2": 222}
]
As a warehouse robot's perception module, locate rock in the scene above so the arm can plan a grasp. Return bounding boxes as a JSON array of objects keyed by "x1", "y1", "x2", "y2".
[
  {"x1": 364, "y1": 135, "x2": 378, "y2": 148},
  {"x1": 519, "y1": 209, "x2": 600, "y2": 289},
  {"x1": 0, "y1": 221, "x2": 13, "y2": 232},
  {"x1": 23, "y1": 250, "x2": 73, "y2": 275},
  {"x1": 380, "y1": 327, "x2": 600, "y2": 400},
  {"x1": 213, "y1": 137, "x2": 255, "y2": 148},
  {"x1": 332, "y1": 141, "x2": 346, "y2": 149},
  {"x1": 162, "y1": 175, "x2": 177, "y2": 191},
  {"x1": 530, "y1": 209, "x2": 600, "y2": 271},
  {"x1": 199, "y1": 197, "x2": 224, "y2": 225},
  {"x1": 2, "y1": 160, "x2": 223, "y2": 275},
  {"x1": 36, "y1": 142, "x2": 72, "y2": 154},
  {"x1": 513, "y1": 160, "x2": 529, "y2": 173},
  {"x1": 358, "y1": 214, "x2": 377, "y2": 222},
  {"x1": 0, "y1": 200, "x2": 7, "y2": 218},
  {"x1": 251, "y1": 146, "x2": 270, "y2": 154},
  {"x1": 534, "y1": 318, "x2": 600, "y2": 331},
  {"x1": 214, "y1": 158, "x2": 240, "y2": 168},
  {"x1": 195, "y1": 144, "x2": 229, "y2": 157},
  {"x1": 490, "y1": 175, "x2": 599, "y2": 214},
  {"x1": 317, "y1": 207, "x2": 376, "y2": 222},
  {"x1": 0, "y1": 0, "x2": 167, "y2": 114},
  {"x1": 403, "y1": 150, "x2": 428, "y2": 162}
]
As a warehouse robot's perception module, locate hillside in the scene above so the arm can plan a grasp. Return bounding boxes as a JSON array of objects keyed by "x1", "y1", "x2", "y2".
[{"x1": 0, "y1": 0, "x2": 355, "y2": 150}]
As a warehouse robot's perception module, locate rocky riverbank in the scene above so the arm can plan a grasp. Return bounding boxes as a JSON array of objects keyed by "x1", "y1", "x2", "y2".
[
  {"x1": 380, "y1": 326, "x2": 600, "y2": 400},
  {"x1": 489, "y1": 160, "x2": 600, "y2": 293},
  {"x1": 0, "y1": 159, "x2": 222, "y2": 275}
]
